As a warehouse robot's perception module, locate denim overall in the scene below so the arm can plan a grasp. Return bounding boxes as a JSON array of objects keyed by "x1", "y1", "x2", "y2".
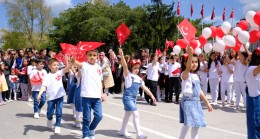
[
  {"x1": 67, "y1": 76, "x2": 76, "y2": 104},
  {"x1": 180, "y1": 74, "x2": 206, "y2": 127},
  {"x1": 74, "y1": 82, "x2": 83, "y2": 112},
  {"x1": 123, "y1": 77, "x2": 142, "y2": 111}
]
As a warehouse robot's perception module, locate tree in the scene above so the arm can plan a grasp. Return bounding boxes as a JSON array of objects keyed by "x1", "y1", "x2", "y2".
[{"x1": 2, "y1": 0, "x2": 52, "y2": 49}]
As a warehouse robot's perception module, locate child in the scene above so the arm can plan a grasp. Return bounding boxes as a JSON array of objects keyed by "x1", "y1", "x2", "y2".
[
  {"x1": 27, "y1": 58, "x2": 37, "y2": 102},
  {"x1": 18, "y1": 58, "x2": 29, "y2": 101},
  {"x1": 9, "y1": 69, "x2": 19, "y2": 101},
  {"x1": 37, "y1": 57, "x2": 71, "y2": 134},
  {"x1": 71, "y1": 49, "x2": 106, "y2": 139},
  {"x1": 198, "y1": 54, "x2": 208, "y2": 96},
  {"x1": 245, "y1": 47, "x2": 260, "y2": 139},
  {"x1": 0, "y1": 62, "x2": 8, "y2": 105},
  {"x1": 67, "y1": 65, "x2": 77, "y2": 119},
  {"x1": 179, "y1": 46, "x2": 213, "y2": 139},
  {"x1": 30, "y1": 58, "x2": 47, "y2": 119},
  {"x1": 74, "y1": 70, "x2": 83, "y2": 128},
  {"x1": 217, "y1": 56, "x2": 235, "y2": 107},
  {"x1": 118, "y1": 48, "x2": 156, "y2": 139}
]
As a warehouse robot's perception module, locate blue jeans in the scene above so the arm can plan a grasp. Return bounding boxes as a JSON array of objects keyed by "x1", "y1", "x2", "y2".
[
  {"x1": 246, "y1": 87, "x2": 260, "y2": 139},
  {"x1": 32, "y1": 91, "x2": 46, "y2": 113},
  {"x1": 82, "y1": 97, "x2": 103, "y2": 138},
  {"x1": 47, "y1": 97, "x2": 63, "y2": 127}
]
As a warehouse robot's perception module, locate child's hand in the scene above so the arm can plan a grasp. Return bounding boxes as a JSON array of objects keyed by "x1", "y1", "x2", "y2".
[
  {"x1": 70, "y1": 56, "x2": 75, "y2": 64},
  {"x1": 37, "y1": 96, "x2": 41, "y2": 102},
  {"x1": 187, "y1": 45, "x2": 193, "y2": 54},
  {"x1": 207, "y1": 103, "x2": 213, "y2": 112},
  {"x1": 118, "y1": 48, "x2": 124, "y2": 56},
  {"x1": 151, "y1": 96, "x2": 156, "y2": 103},
  {"x1": 101, "y1": 94, "x2": 106, "y2": 102}
]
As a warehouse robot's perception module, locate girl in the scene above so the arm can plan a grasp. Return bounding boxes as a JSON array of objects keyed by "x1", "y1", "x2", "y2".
[
  {"x1": 198, "y1": 54, "x2": 208, "y2": 96},
  {"x1": 9, "y1": 69, "x2": 19, "y2": 100},
  {"x1": 157, "y1": 56, "x2": 166, "y2": 102},
  {"x1": 216, "y1": 56, "x2": 235, "y2": 107},
  {"x1": 19, "y1": 58, "x2": 29, "y2": 101},
  {"x1": 118, "y1": 48, "x2": 156, "y2": 139},
  {"x1": 179, "y1": 46, "x2": 213, "y2": 139},
  {"x1": 67, "y1": 65, "x2": 77, "y2": 119},
  {"x1": 245, "y1": 47, "x2": 260, "y2": 139},
  {"x1": 207, "y1": 52, "x2": 220, "y2": 104},
  {"x1": 0, "y1": 62, "x2": 8, "y2": 105}
]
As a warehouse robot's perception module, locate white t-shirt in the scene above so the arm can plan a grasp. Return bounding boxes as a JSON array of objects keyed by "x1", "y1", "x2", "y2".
[
  {"x1": 198, "y1": 61, "x2": 208, "y2": 79},
  {"x1": 181, "y1": 72, "x2": 200, "y2": 97},
  {"x1": 27, "y1": 65, "x2": 36, "y2": 75},
  {"x1": 219, "y1": 64, "x2": 234, "y2": 83},
  {"x1": 124, "y1": 72, "x2": 144, "y2": 89},
  {"x1": 208, "y1": 61, "x2": 220, "y2": 79},
  {"x1": 146, "y1": 62, "x2": 162, "y2": 81},
  {"x1": 168, "y1": 62, "x2": 181, "y2": 78},
  {"x1": 245, "y1": 66, "x2": 260, "y2": 97},
  {"x1": 30, "y1": 69, "x2": 47, "y2": 91},
  {"x1": 159, "y1": 63, "x2": 165, "y2": 74},
  {"x1": 233, "y1": 60, "x2": 247, "y2": 82},
  {"x1": 42, "y1": 70, "x2": 66, "y2": 101},
  {"x1": 80, "y1": 62, "x2": 103, "y2": 98}
]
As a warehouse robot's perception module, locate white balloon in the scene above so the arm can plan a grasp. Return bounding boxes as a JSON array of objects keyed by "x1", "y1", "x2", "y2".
[
  {"x1": 203, "y1": 43, "x2": 213, "y2": 53},
  {"x1": 213, "y1": 40, "x2": 225, "y2": 53},
  {"x1": 195, "y1": 47, "x2": 202, "y2": 55},
  {"x1": 238, "y1": 31, "x2": 250, "y2": 44},
  {"x1": 196, "y1": 40, "x2": 201, "y2": 48},
  {"x1": 246, "y1": 11, "x2": 256, "y2": 25},
  {"x1": 232, "y1": 27, "x2": 242, "y2": 36},
  {"x1": 202, "y1": 27, "x2": 212, "y2": 39},
  {"x1": 173, "y1": 45, "x2": 181, "y2": 55},
  {"x1": 250, "y1": 25, "x2": 259, "y2": 31},
  {"x1": 240, "y1": 42, "x2": 250, "y2": 52},
  {"x1": 223, "y1": 35, "x2": 236, "y2": 47},
  {"x1": 216, "y1": 36, "x2": 222, "y2": 40},
  {"x1": 221, "y1": 22, "x2": 231, "y2": 34}
]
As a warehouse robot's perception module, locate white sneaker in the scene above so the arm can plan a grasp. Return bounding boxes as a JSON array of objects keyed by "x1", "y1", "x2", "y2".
[
  {"x1": 39, "y1": 109, "x2": 45, "y2": 116},
  {"x1": 28, "y1": 97, "x2": 33, "y2": 102},
  {"x1": 54, "y1": 126, "x2": 60, "y2": 134},
  {"x1": 89, "y1": 130, "x2": 95, "y2": 139},
  {"x1": 137, "y1": 134, "x2": 147, "y2": 139},
  {"x1": 75, "y1": 121, "x2": 81, "y2": 128},
  {"x1": 89, "y1": 136, "x2": 95, "y2": 139},
  {"x1": 14, "y1": 98, "x2": 17, "y2": 101},
  {"x1": 9, "y1": 99, "x2": 13, "y2": 102},
  {"x1": 6, "y1": 99, "x2": 10, "y2": 103},
  {"x1": 34, "y1": 113, "x2": 39, "y2": 119},
  {"x1": 118, "y1": 130, "x2": 131, "y2": 137},
  {"x1": 47, "y1": 120, "x2": 53, "y2": 129}
]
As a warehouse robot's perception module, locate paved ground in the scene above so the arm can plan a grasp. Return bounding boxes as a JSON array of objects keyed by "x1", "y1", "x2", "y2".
[{"x1": 0, "y1": 94, "x2": 247, "y2": 139}]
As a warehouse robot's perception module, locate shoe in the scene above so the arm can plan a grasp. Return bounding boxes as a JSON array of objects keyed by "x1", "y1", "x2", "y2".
[
  {"x1": 6, "y1": 99, "x2": 10, "y2": 103},
  {"x1": 89, "y1": 136, "x2": 95, "y2": 139},
  {"x1": 47, "y1": 120, "x2": 53, "y2": 129},
  {"x1": 118, "y1": 130, "x2": 131, "y2": 137},
  {"x1": 14, "y1": 98, "x2": 17, "y2": 101},
  {"x1": 28, "y1": 97, "x2": 33, "y2": 102},
  {"x1": 174, "y1": 101, "x2": 179, "y2": 104},
  {"x1": 39, "y1": 109, "x2": 44, "y2": 116},
  {"x1": 230, "y1": 100, "x2": 235, "y2": 106},
  {"x1": 54, "y1": 126, "x2": 60, "y2": 134},
  {"x1": 150, "y1": 102, "x2": 157, "y2": 106},
  {"x1": 137, "y1": 134, "x2": 147, "y2": 139},
  {"x1": 34, "y1": 113, "x2": 39, "y2": 119},
  {"x1": 75, "y1": 121, "x2": 81, "y2": 128},
  {"x1": 83, "y1": 137, "x2": 90, "y2": 139},
  {"x1": 89, "y1": 130, "x2": 95, "y2": 139},
  {"x1": 9, "y1": 99, "x2": 13, "y2": 102}
]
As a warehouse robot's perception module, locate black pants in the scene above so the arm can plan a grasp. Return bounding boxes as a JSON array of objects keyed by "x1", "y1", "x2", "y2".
[
  {"x1": 164, "y1": 75, "x2": 169, "y2": 100},
  {"x1": 168, "y1": 77, "x2": 181, "y2": 102},
  {"x1": 145, "y1": 80, "x2": 157, "y2": 104}
]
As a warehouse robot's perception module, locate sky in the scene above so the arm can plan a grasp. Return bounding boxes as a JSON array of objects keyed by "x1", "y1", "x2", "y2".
[{"x1": 0, "y1": 0, "x2": 260, "y2": 29}]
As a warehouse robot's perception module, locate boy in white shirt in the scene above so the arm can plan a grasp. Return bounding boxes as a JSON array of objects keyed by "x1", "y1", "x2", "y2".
[
  {"x1": 37, "y1": 57, "x2": 71, "y2": 134},
  {"x1": 30, "y1": 58, "x2": 47, "y2": 119},
  {"x1": 71, "y1": 49, "x2": 106, "y2": 139}
]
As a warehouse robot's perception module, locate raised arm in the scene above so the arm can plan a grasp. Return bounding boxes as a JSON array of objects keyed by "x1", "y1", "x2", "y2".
[
  {"x1": 119, "y1": 48, "x2": 129, "y2": 77},
  {"x1": 182, "y1": 46, "x2": 193, "y2": 80},
  {"x1": 70, "y1": 57, "x2": 83, "y2": 69},
  {"x1": 62, "y1": 55, "x2": 71, "y2": 75}
]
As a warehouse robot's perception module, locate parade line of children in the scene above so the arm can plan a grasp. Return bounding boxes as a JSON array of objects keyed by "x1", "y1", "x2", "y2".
[{"x1": 0, "y1": 43, "x2": 259, "y2": 139}]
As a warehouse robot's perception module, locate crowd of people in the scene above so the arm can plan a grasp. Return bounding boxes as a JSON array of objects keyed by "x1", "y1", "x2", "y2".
[{"x1": 0, "y1": 43, "x2": 259, "y2": 139}]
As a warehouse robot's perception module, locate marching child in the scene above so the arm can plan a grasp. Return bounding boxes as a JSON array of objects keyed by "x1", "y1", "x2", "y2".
[
  {"x1": 0, "y1": 62, "x2": 8, "y2": 105},
  {"x1": 18, "y1": 58, "x2": 29, "y2": 101},
  {"x1": 67, "y1": 65, "x2": 77, "y2": 119},
  {"x1": 118, "y1": 48, "x2": 156, "y2": 139},
  {"x1": 9, "y1": 69, "x2": 19, "y2": 101},
  {"x1": 71, "y1": 49, "x2": 106, "y2": 139},
  {"x1": 74, "y1": 70, "x2": 83, "y2": 128},
  {"x1": 37, "y1": 57, "x2": 71, "y2": 134},
  {"x1": 30, "y1": 58, "x2": 47, "y2": 119},
  {"x1": 179, "y1": 46, "x2": 213, "y2": 139}
]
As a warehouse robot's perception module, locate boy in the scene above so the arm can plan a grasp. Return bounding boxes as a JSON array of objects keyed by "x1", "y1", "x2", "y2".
[
  {"x1": 37, "y1": 57, "x2": 71, "y2": 133},
  {"x1": 30, "y1": 58, "x2": 47, "y2": 119},
  {"x1": 71, "y1": 49, "x2": 105, "y2": 139}
]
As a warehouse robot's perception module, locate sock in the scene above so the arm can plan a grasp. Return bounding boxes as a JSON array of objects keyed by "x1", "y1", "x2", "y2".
[
  {"x1": 191, "y1": 127, "x2": 199, "y2": 139},
  {"x1": 70, "y1": 104, "x2": 75, "y2": 117},
  {"x1": 161, "y1": 89, "x2": 165, "y2": 99},
  {"x1": 75, "y1": 111, "x2": 82, "y2": 121},
  {"x1": 104, "y1": 88, "x2": 109, "y2": 95},
  {"x1": 120, "y1": 111, "x2": 131, "y2": 133},
  {"x1": 132, "y1": 111, "x2": 142, "y2": 136},
  {"x1": 156, "y1": 86, "x2": 161, "y2": 101},
  {"x1": 179, "y1": 125, "x2": 189, "y2": 139}
]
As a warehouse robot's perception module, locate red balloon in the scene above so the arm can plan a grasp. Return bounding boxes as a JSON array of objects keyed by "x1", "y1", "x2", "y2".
[
  {"x1": 254, "y1": 11, "x2": 260, "y2": 25},
  {"x1": 249, "y1": 30, "x2": 260, "y2": 43},
  {"x1": 225, "y1": 46, "x2": 231, "y2": 50},
  {"x1": 176, "y1": 39, "x2": 188, "y2": 49},
  {"x1": 238, "y1": 20, "x2": 249, "y2": 30},
  {"x1": 216, "y1": 27, "x2": 225, "y2": 38},
  {"x1": 198, "y1": 35, "x2": 207, "y2": 46},
  {"x1": 190, "y1": 39, "x2": 198, "y2": 49},
  {"x1": 210, "y1": 26, "x2": 217, "y2": 38},
  {"x1": 233, "y1": 42, "x2": 241, "y2": 52}
]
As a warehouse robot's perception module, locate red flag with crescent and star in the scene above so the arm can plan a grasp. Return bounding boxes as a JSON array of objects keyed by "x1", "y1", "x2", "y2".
[
  {"x1": 177, "y1": 1, "x2": 180, "y2": 16},
  {"x1": 177, "y1": 19, "x2": 197, "y2": 42},
  {"x1": 166, "y1": 39, "x2": 174, "y2": 49},
  {"x1": 116, "y1": 22, "x2": 131, "y2": 46},
  {"x1": 76, "y1": 41, "x2": 105, "y2": 52},
  {"x1": 60, "y1": 43, "x2": 77, "y2": 56},
  {"x1": 54, "y1": 52, "x2": 65, "y2": 63}
]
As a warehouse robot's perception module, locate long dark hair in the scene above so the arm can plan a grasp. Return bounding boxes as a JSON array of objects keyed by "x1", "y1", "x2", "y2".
[
  {"x1": 249, "y1": 49, "x2": 260, "y2": 66},
  {"x1": 208, "y1": 52, "x2": 218, "y2": 69},
  {"x1": 181, "y1": 54, "x2": 200, "y2": 73}
]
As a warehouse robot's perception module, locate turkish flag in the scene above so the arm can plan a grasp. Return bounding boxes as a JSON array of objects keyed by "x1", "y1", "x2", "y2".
[
  {"x1": 177, "y1": 19, "x2": 197, "y2": 42},
  {"x1": 177, "y1": 1, "x2": 180, "y2": 16},
  {"x1": 172, "y1": 68, "x2": 181, "y2": 75},
  {"x1": 190, "y1": 3, "x2": 193, "y2": 17},
  {"x1": 155, "y1": 48, "x2": 162, "y2": 56},
  {"x1": 30, "y1": 72, "x2": 43, "y2": 85},
  {"x1": 11, "y1": 77, "x2": 18, "y2": 82},
  {"x1": 76, "y1": 41, "x2": 105, "y2": 52},
  {"x1": 200, "y1": 4, "x2": 204, "y2": 18},
  {"x1": 116, "y1": 22, "x2": 131, "y2": 46},
  {"x1": 211, "y1": 6, "x2": 215, "y2": 20},
  {"x1": 222, "y1": 7, "x2": 226, "y2": 21},
  {"x1": 60, "y1": 43, "x2": 77, "y2": 56},
  {"x1": 166, "y1": 40, "x2": 174, "y2": 49},
  {"x1": 54, "y1": 52, "x2": 65, "y2": 63},
  {"x1": 230, "y1": 8, "x2": 234, "y2": 19},
  {"x1": 75, "y1": 51, "x2": 87, "y2": 62}
]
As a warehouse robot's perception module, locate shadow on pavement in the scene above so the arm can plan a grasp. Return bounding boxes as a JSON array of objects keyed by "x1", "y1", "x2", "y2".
[
  {"x1": 16, "y1": 113, "x2": 33, "y2": 118},
  {"x1": 96, "y1": 129, "x2": 134, "y2": 139},
  {"x1": 50, "y1": 133, "x2": 81, "y2": 139},
  {"x1": 23, "y1": 125, "x2": 52, "y2": 135},
  {"x1": 113, "y1": 96, "x2": 123, "y2": 100}
]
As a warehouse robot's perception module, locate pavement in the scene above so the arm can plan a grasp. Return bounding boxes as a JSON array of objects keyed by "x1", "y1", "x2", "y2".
[{"x1": 0, "y1": 94, "x2": 247, "y2": 139}]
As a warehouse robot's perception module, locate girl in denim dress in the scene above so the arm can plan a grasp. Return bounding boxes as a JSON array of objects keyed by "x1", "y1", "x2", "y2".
[
  {"x1": 118, "y1": 48, "x2": 156, "y2": 139},
  {"x1": 179, "y1": 46, "x2": 213, "y2": 139}
]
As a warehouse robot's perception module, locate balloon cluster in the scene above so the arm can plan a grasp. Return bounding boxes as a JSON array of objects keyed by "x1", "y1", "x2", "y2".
[{"x1": 172, "y1": 10, "x2": 260, "y2": 55}]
